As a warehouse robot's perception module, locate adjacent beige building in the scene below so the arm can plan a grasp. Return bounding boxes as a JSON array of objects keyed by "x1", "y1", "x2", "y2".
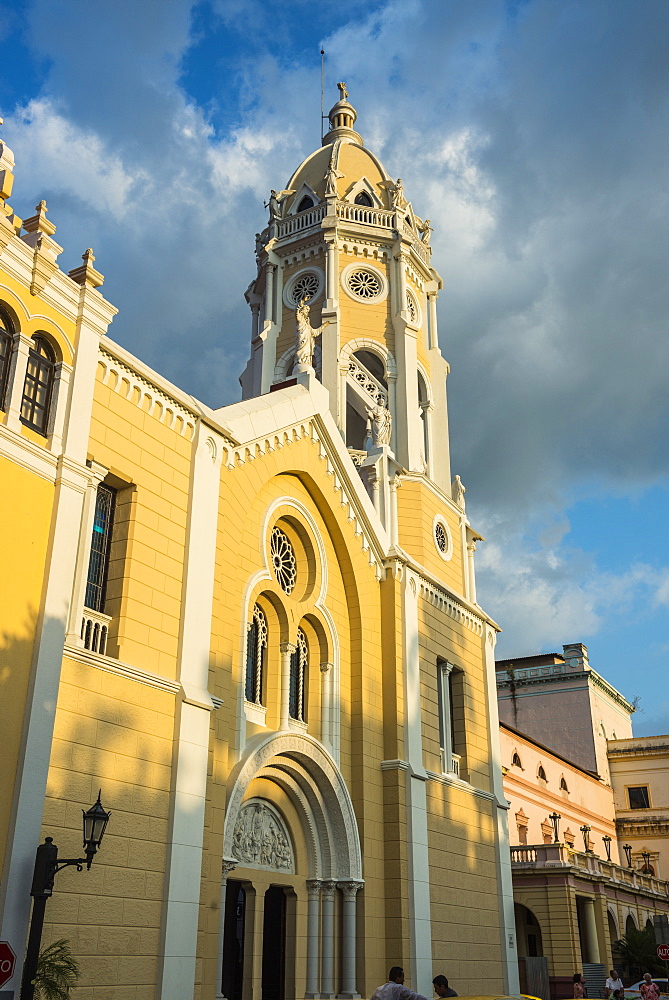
[
  {"x1": 497, "y1": 649, "x2": 669, "y2": 1000},
  {"x1": 609, "y1": 735, "x2": 669, "y2": 880}
]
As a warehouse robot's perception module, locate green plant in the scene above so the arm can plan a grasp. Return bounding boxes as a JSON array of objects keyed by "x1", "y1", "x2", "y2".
[
  {"x1": 614, "y1": 927, "x2": 665, "y2": 979},
  {"x1": 33, "y1": 939, "x2": 80, "y2": 1000}
]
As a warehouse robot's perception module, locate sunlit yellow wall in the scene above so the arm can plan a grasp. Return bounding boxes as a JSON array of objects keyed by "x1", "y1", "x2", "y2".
[
  {"x1": 0, "y1": 458, "x2": 54, "y2": 869},
  {"x1": 41, "y1": 655, "x2": 175, "y2": 993},
  {"x1": 87, "y1": 360, "x2": 193, "y2": 678},
  {"x1": 338, "y1": 256, "x2": 394, "y2": 355},
  {"x1": 397, "y1": 478, "x2": 465, "y2": 593}
]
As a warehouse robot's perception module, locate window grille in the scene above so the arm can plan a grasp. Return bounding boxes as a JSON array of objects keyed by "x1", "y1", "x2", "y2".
[
  {"x1": 289, "y1": 628, "x2": 308, "y2": 722},
  {"x1": 0, "y1": 310, "x2": 13, "y2": 409},
  {"x1": 245, "y1": 604, "x2": 267, "y2": 704},
  {"x1": 84, "y1": 484, "x2": 116, "y2": 612},
  {"x1": 20, "y1": 335, "x2": 55, "y2": 434}
]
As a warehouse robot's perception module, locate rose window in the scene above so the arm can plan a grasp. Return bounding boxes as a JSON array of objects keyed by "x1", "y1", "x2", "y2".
[
  {"x1": 271, "y1": 527, "x2": 297, "y2": 594},
  {"x1": 406, "y1": 291, "x2": 417, "y2": 323},
  {"x1": 346, "y1": 268, "x2": 382, "y2": 300},
  {"x1": 290, "y1": 271, "x2": 320, "y2": 305},
  {"x1": 435, "y1": 522, "x2": 448, "y2": 553}
]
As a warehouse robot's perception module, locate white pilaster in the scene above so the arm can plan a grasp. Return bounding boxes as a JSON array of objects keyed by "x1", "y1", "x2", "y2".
[
  {"x1": 159, "y1": 422, "x2": 223, "y2": 1000},
  {"x1": 401, "y1": 569, "x2": 432, "y2": 997},
  {"x1": 481, "y1": 627, "x2": 520, "y2": 994}
]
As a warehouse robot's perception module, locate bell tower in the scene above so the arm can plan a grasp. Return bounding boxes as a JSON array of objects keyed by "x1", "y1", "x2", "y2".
[{"x1": 240, "y1": 87, "x2": 453, "y2": 513}]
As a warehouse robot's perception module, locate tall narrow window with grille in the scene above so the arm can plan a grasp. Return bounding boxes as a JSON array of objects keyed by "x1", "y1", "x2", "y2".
[
  {"x1": 245, "y1": 604, "x2": 267, "y2": 704},
  {"x1": 289, "y1": 628, "x2": 308, "y2": 722},
  {"x1": 85, "y1": 484, "x2": 116, "y2": 612},
  {"x1": 0, "y1": 309, "x2": 14, "y2": 409},
  {"x1": 21, "y1": 335, "x2": 55, "y2": 434}
]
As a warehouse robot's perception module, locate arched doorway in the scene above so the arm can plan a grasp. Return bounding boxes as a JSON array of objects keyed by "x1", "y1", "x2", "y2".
[
  {"x1": 220, "y1": 733, "x2": 363, "y2": 1000},
  {"x1": 515, "y1": 903, "x2": 544, "y2": 958}
]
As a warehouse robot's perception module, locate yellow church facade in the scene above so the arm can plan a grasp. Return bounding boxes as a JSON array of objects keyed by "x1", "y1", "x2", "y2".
[{"x1": 0, "y1": 91, "x2": 518, "y2": 1000}]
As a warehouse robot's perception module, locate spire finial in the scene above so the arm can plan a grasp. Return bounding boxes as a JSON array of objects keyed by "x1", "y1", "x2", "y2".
[{"x1": 322, "y1": 84, "x2": 362, "y2": 147}]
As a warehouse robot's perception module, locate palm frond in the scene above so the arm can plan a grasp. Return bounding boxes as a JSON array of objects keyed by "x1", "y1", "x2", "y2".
[{"x1": 33, "y1": 939, "x2": 80, "y2": 1000}]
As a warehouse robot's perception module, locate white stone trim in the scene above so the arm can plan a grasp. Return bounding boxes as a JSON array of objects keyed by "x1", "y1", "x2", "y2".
[
  {"x1": 432, "y1": 513, "x2": 453, "y2": 562},
  {"x1": 340, "y1": 261, "x2": 388, "y2": 305},
  {"x1": 98, "y1": 350, "x2": 197, "y2": 441},
  {"x1": 287, "y1": 183, "x2": 320, "y2": 215},
  {"x1": 401, "y1": 569, "x2": 433, "y2": 996},
  {"x1": 338, "y1": 338, "x2": 397, "y2": 378},
  {"x1": 63, "y1": 644, "x2": 182, "y2": 694},
  {"x1": 158, "y1": 422, "x2": 224, "y2": 1000},
  {"x1": 0, "y1": 421, "x2": 59, "y2": 482},
  {"x1": 282, "y1": 264, "x2": 325, "y2": 309}
]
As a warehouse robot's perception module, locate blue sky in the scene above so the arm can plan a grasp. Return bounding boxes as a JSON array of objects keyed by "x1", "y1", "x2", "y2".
[{"x1": 1, "y1": 0, "x2": 668, "y2": 735}]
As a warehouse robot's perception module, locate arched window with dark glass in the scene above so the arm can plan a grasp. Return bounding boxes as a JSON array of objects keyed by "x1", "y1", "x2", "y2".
[
  {"x1": 0, "y1": 308, "x2": 14, "y2": 410},
  {"x1": 21, "y1": 335, "x2": 55, "y2": 434},
  {"x1": 289, "y1": 628, "x2": 308, "y2": 722},
  {"x1": 354, "y1": 191, "x2": 373, "y2": 207},
  {"x1": 297, "y1": 195, "x2": 314, "y2": 212},
  {"x1": 84, "y1": 483, "x2": 116, "y2": 612},
  {"x1": 245, "y1": 604, "x2": 267, "y2": 704}
]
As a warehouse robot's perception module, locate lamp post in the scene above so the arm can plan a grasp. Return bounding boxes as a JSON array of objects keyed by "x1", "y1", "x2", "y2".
[
  {"x1": 549, "y1": 812, "x2": 561, "y2": 843},
  {"x1": 623, "y1": 843, "x2": 633, "y2": 868},
  {"x1": 20, "y1": 791, "x2": 111, "y2": 1000},
  {"x1": 580, "y1": 824, "x2": 592, "y2": 853},
  {"x1": 641, "y1": 850, "x2": 652, "y2": 874},
  {"x1": 602, "y1": 835, "x2": 612, "y2": 861}
]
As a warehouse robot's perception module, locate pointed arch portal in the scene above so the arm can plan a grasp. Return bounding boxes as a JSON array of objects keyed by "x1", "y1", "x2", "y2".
[{"x1": 219, "y1": 732, "x2": 363, "y2": 1000}]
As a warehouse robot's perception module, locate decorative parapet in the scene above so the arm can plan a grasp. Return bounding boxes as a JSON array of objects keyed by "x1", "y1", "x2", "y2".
[
  {"x1": 98, "y1": 350, "x2": 198, "y2": 441},
  {"x1": 510, "y1": 842, "x2": 669, "y2": 898},
  {"x1": 418, "y1": 577, "x2": 484, "y2": 637}
]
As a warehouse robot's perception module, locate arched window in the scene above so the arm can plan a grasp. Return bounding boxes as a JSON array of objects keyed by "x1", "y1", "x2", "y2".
[
  {"x1": 245, "y1": 604, "x2": 267, "y2": 705},
  {"x1": 297, "y1": 195, "x2": 314, "y2": 212},
  {"x1": 21, "y1": 335, "x2": 55, "y2": 434},
  {"x1": 512, "y1": 752, "x2": 522, "y2": 768},
  {"x1": 289, "y1": 628, "x2": 308, "y2": 722},
  {"x1": 537, "y1": 765, "x2": 547, "y2": 781},
  {"x1": 418, "y1": 371, "x2": 430, "y2": 466},
  {"x1": 0, "y1": 308, "x2": 14, "y2": 410},
  {"x1": 560, "y1": 776, "x2": 569, "y2": 792},
  {"x1": 352, "y1": 350, "x2": 387, "y2": 388},
  {"x1": 354, "y1": 191, "x2": 373, "y2": 207}
]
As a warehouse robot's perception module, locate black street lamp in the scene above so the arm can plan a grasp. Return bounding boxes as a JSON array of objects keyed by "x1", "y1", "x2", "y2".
[
  {"x1": 580, "y1": 824, "x2": 592, "y2": 853},
  {"x1": 641, "y1": 850, "x2": 652, "y2": 874},
  {"x1": 20, "y1": 791, "x2": 111, "y2": 1000},
  {"x1": 549, "y1": 812, "x2": 561, "y2": 843},
  {"x1": 623, "y1": 843, "x2": 633, "y2": 868},
  {"x1": 602, "y1": 835, "x2": 612, "y2": 861}
]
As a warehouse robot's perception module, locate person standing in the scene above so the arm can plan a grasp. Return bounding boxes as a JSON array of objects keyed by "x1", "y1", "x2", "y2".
[
  {"x1": 573, "y1": 973, "x2": 587, "y2": 998},
  {"x1": 640, "y1": 974, "x2": 660, "y2": 1000},
  {"x1": 433, "y1": 975, "x2": 458, "y2": 997},
  {"x1": 371, "y1": 968, "x2": 431, "y2": 1000},
  {"x1": 605, "y1": 970, "x2": 624, "y2": 999}
]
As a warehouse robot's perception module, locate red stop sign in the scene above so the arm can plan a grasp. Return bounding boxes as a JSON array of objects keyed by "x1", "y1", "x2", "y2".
[
  {"x1": 0, "y1": 941, "x2": 16, "y2": 988},
  {"x1": 658, "y1": 944, "x2": 669, "y2": 961}
]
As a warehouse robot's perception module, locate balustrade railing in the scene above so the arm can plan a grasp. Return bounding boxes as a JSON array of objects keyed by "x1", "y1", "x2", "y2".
[
  {"x1": 347, "y1": 359, "x2": 388, "y2": 407},
  {"x1": 510, "y1": 843, "x2": 669, "y2": 895},
  {"x1": 81, "y1": 607, "x2": 112, "y2": 655},
  {"x1": 336, "y1": 202, "x2": 396, "y2": 229},
  {"x1": 276, "y1": 204, "x2": 326, "y2": 239}
]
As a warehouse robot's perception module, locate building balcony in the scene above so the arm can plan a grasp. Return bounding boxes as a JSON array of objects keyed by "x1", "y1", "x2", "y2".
[{"x1": 510, "y1": 842, "x2": 669, "y2": 897}]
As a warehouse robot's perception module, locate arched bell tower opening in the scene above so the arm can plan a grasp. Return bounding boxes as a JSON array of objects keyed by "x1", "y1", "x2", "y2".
[{"x1": 219, "y1": 733, "x2": 363, "y2": 1000}]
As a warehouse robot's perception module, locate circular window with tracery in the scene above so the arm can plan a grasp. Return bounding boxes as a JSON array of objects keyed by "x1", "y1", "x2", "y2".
[
  {"x1": 271, "y1": 527, "x2": 297, "y2": 594},
  {"x1": 433, "y1": 515, "x2": 453, "y2": 561},
  {"x1": 347, "y1": 268, "x2": 381, "y2": 299},
  {"x1": 283, "y1": 267, "x2": 324, "y2": 308}
]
